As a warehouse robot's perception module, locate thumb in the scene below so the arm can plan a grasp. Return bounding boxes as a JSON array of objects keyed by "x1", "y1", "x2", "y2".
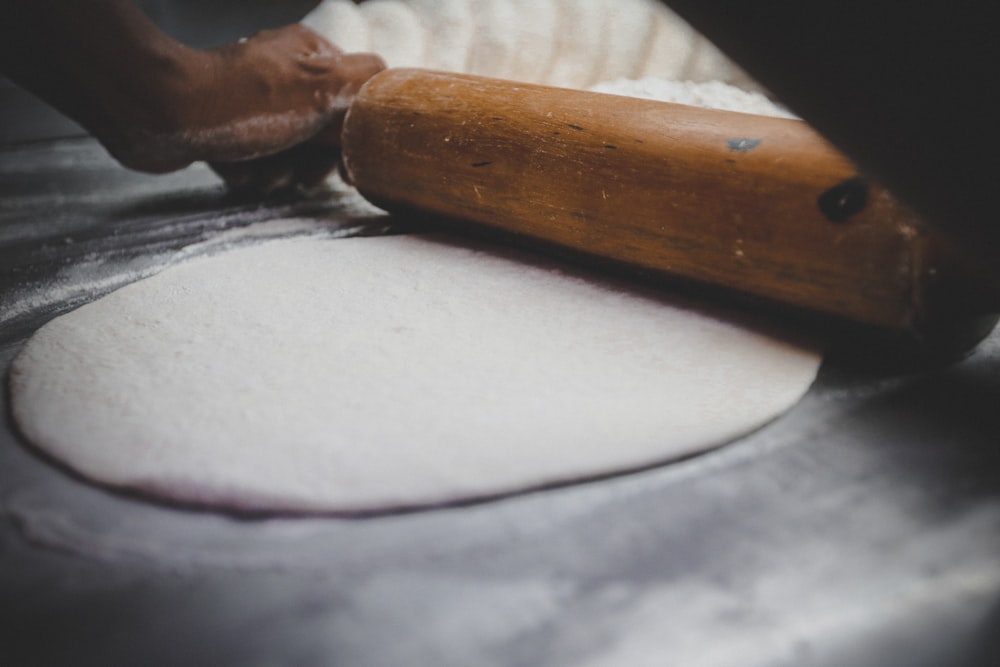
[{"x1": 313, "y1": 52, "x2": 386, "y2": 147}]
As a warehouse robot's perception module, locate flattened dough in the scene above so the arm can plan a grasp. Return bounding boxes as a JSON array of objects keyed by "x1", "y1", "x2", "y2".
[{"x1": 10, "y1": 234, "x2": 820, "y2": 514}]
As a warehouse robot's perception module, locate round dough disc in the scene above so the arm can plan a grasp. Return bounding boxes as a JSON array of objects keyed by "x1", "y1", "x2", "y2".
[{"x1": 9, "y1": 233, "x2": 820, "y2": 513}]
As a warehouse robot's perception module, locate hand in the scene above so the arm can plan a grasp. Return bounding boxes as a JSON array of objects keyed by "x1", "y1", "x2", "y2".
[
  {"x1": 204, "y1": 25, "x2": 383, "y2": 196},
  {"x1": 0, "y1": 2, "x2": 384, "y2": 194},
  {"x1": 110, "y1": 24, "x2": 384, "y2": 194},
  {"x1": 203, "y1": 25, "x2": 385, "y2": 195}
]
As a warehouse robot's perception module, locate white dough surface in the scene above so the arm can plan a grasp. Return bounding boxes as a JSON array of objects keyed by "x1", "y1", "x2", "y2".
[
  {"x1": 10, "y1": 234, "x2": 820, "y2": 514},
  {"x1": 303, "y1": 0, "x2": 761, "y2": 90}
]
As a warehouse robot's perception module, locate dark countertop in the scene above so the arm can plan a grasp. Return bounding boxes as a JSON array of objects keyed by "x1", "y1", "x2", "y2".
[{"x1": 2, "y1": 135, "x2": 1000, "y2": 667}]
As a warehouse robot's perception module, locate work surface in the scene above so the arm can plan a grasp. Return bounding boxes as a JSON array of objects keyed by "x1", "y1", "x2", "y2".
[{"x1": 2, "y1": 138, "x2": 1000, "y2": 667}]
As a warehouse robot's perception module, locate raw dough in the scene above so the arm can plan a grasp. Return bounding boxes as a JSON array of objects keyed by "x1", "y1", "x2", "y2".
[
  {"x1": 9, "y1": 234, "x2": 820, "y2": 514},
  {"x1": 361, "y1": 1, "x2": 425, "y2": 73},
  {"x1": 588, "y1": 78, "x2": 795, "y2": 118},
  {"x1": 303, "y1": 0, "x2": 761, "y2": 90}
]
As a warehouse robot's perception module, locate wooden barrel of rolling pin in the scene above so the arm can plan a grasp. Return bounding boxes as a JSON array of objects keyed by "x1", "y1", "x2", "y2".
[{"x1": 341, "y1": 68, "x2": 998, "y2": 346}]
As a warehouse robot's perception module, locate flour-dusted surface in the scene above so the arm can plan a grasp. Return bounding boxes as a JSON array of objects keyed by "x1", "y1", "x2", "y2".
[
  {"x1": 5, "y1": 34, "x2": 1000, "y2": 665},
  {"x1": 9, "y1": 233, "x2": 819, "y2": 513}
]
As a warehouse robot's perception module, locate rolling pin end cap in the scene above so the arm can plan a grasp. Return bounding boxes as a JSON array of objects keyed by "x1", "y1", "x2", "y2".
[{"x1": 830, "y1": 313, "x2": 999, "y2": 372}]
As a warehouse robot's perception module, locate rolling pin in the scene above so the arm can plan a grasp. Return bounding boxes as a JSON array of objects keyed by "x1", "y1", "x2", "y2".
[{"x1": 341, "y1": 69, "x2": 999, "y2": 349}]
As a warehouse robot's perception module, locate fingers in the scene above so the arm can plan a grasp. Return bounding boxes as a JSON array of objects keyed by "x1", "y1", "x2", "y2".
[
  {"x1": 237, "y1": 24, "x2": 384, "y2": 116},
  {"x1": 244, "y1": 23, "x2": 342, "y2": 61},
  {"x1": 191, "y1": 25, "x2": 384, "y2": 194},
  {"x1": 305, "y1": 50, "x2": 386, "y2": 134},
  {"x1": 334, "y1": 51, "x2": 387, "y2": 90},
  {"x1": 310, "y1": 52, "x2": 385, "y2": 150},
  {"x1": 170, "y1": 24, "x2": 383, "y2": 166},
  {"x1": 205, "y1": 36, "x2": 384, "y2": 195}
]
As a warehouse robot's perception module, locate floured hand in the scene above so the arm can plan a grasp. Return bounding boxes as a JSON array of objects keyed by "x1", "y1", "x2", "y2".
[
  {"x1": 193, "y1": 26, "x2": 384, "y2": 194},
  {"x1": 0, "y1": 2, "x2": 384, "y2": 193},
  {"x1": 108, "y1": 24, "x2": 384, "y2": 187}
]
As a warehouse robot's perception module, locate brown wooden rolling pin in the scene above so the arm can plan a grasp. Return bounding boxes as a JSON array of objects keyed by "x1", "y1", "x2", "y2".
[{"x1": 341, "y1": 69, "x2": 999, "y2": 349}]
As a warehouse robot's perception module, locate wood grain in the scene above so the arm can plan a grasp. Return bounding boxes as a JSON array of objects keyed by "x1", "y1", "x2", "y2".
[{"x1": 342, "y1": 69, "x2": 998, "y2": 334}]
